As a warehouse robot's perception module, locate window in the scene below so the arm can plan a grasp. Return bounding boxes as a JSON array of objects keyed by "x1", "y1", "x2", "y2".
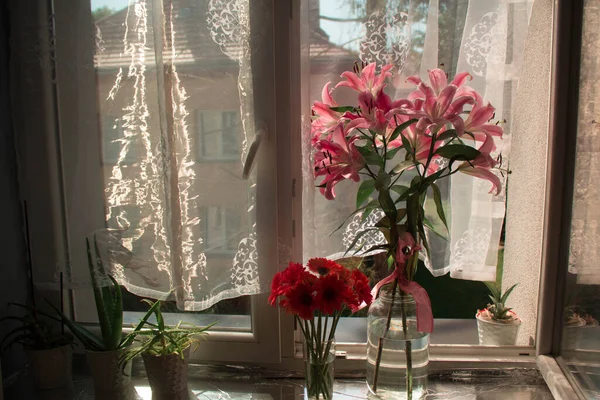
[
  {"x1": 201, "y1": 206, "x2": 245, "y2": 254},
  {"x1": 555, "y1": 0, "x2": 600, "y2": 397},
  {"x1": 101, "y1": 116, "x2": 137, "y2": 165},
  {"x1": 196, "y1": 110, "x2": 241, "y2": 161},
  {"x1": 11, "y1": 0, "x2": 589, "y2": 390}
]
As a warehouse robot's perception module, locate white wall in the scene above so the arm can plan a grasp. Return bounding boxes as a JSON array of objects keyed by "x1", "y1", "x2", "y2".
[{"x1": 503, "y1": 0, "x2": 554, "y2": 346}]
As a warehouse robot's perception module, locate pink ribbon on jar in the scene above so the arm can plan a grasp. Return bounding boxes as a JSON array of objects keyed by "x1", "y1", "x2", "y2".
[{"x1": 358, "y1": 232, "x2": 434, "y2": 334}]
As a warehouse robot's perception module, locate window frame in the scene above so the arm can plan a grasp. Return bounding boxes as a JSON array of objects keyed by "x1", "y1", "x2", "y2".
[
  {"x1": 10, "y1": 0, "x2": 286, "y2": 364},
  {"x1": 7, "y1": 0, "x2": 591, "y2": 394}
]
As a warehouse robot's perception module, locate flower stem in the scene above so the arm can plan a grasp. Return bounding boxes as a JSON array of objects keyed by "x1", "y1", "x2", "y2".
[
  {"x1": 372, "y1": 278, "x2": 399, "y2": 392},
  {"x1": 401, "y1": 290, "x2": 413, "y2": 400}
]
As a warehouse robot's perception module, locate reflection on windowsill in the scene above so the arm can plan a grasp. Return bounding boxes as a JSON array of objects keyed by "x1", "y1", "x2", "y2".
[
  {"x1": 3, "y1": 364, "x2": 554, "y2": 400},
  {"x1": 335, "y1": 318, "x2": 480, "y2": 345}
]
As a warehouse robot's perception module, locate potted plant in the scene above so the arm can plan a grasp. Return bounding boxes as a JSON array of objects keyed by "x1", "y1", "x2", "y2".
[
  {"x1": 118, "y1": 299, "x2": 215, "y2": 399},
  {"x1": 50, "y1": 237, "x2": 134, "y2": 398},
  {"x1": 476, "y1": 283, "x2": 521, "y2": 345},
  {"x1": 0, "y1": 304, "x2": 73, "y2": 390}
]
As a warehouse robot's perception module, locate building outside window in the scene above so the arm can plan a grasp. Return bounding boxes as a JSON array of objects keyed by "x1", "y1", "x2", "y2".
[{"x1": 196, "y1": 110, "x2": 241, "y2": 161}]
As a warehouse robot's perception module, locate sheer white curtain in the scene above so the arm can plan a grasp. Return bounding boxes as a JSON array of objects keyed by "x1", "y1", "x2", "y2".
[
  {"x1": 85, "y1": 0, "x2": 270, "y2": 310},
  {"x1": 302, "y1": 0, "x2": 534, "y2": 282}
]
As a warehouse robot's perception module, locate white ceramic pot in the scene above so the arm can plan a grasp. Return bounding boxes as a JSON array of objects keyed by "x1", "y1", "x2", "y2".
[
  {"x1": 85, "y1": 349, "x2": 135, "y2": 399},
  {"x1": 26, "y1": 344, "x2": 73, "y2": 390},
  {"x1": 142, "y1": 347, "x2": 191, "y2": 400},
  {"x1": 476, "y1": 310, "x2": 522, "y2": 345}
]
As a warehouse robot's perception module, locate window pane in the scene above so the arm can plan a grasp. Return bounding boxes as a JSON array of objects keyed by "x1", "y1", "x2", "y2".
[
  {"x1": 303, "y1": 0, "x2": 536, "y2": 346},
  {"x1": 559, "y1": 0, "x2": 600, "y2": 395},
  {"x1": 84, "y1": 0, "x2": 264, "y2": 318}
]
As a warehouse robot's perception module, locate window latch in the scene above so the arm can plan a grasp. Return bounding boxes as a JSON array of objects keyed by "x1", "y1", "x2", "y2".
[{"x1": 242, "y1": 125, "x2": 266, "y2": 180}]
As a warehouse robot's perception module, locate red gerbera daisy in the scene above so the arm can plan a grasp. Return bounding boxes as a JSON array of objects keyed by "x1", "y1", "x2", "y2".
[
  {"x1": 307, "y1": 258, "x2": 343, "y2": 276},
  {"x1": 348, "y1": 269, "x2": 373, "y2": 311},
  {"x1": 315, "y1": 274, "x2": 353, "y2": 315},
  {"x1": 270, "y1": 262, "x2": 312, "y2": 307},
  {"x1": 283, "y1": 281, "x2": 317, "y2": 320},
  {"x1": 268, "y1": 271, "x2": 284, "y2": 306}
]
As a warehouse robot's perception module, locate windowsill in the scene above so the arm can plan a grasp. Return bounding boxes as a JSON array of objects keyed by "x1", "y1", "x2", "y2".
[
  {"x1": 3, "y1": 358, "x2": 555, "y2": 399},
  {"x1": 122, "y1": 311, "x2": 251, "y2": 332}
]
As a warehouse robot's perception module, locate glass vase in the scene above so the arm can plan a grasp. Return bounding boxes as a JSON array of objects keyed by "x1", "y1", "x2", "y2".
[
  {"x1": 366, "y1": 286, "x2": 429, "y2": 400},
  {"x1": 303, "y1": 338, "x2": 335, "y2": 400}
]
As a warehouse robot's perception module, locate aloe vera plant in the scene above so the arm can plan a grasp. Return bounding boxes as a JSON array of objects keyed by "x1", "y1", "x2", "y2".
[
  {"x1": 0, "y1": 304, "x2": 72, "y2": 352},
  {"x1": 50, "y1": 236, "x2": 125, "y2": 351},
  {"x1": 118, "y1": 299, "x2": 215, "y2": 367},
  {"x1": 484, "y1": 282, "x2": 518, "y2": 321}
]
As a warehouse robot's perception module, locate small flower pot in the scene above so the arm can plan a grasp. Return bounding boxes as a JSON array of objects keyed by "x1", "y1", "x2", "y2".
[
  {"x1": 142, "y1": 347, "x2": 191, "y2": 400},
  {"x1": 26, "y1": 344, "x2": 73, "y2": 390},
  {"x1": 476, "y1": 310, "x2": 522, "y2": 345},
  {"x1": 85, "y1": 349, "x2": 135, "y2": 399}
]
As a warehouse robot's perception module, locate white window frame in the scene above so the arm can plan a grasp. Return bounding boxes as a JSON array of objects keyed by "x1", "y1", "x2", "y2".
[
  {"x1": 10, "y1": 0, "x2": 288, "y2": 364},
  {"x1": 7, "y1": 0, "x2": 589, "y2": 395}
]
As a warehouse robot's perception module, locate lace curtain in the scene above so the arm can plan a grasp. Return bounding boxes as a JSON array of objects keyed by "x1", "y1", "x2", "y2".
[
  {"x1": 302, "y1": 0, "x2": 534, "y2": 282},
  {"x1": 87, "y1": 0, "x2": 269, "y2": 310}
]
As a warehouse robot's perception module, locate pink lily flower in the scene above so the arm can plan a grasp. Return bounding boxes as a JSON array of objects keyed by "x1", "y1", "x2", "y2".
[
  {"x1": 311, "y1": 82, "x2": 343, "y2": 144},
  {"x1": 336, "y1": 63, "x2": 394, "y2": 96},
  {"x1": 314, "y1": 123, "x2": 365, "y2": 200},
  {"x1": 346, "y1": 89, "x2": 413, "y2": 137},
  {"x1": 461, "y1": 91, "x2": 504, "y2": 144},
  {"x1": 404, "y1": 69, "x2": 475, "y2": 136},
  {"x1": 458, "y1": 135, "x2": 502, "y2": 195}
]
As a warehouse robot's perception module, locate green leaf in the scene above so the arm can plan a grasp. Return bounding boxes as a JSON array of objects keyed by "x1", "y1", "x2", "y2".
[
  {"x1": 89, "y1": 237, "x2": 113, "y2": 348},
  {"x1": 329, "y1": 106, "x2": 356, "y2": 113},
  {"x1": 501, "y1": 284, "x2": 518, "y2": 304},
  {"x1": 385, "y1": 147, "x2": 401, "y2": 160},
  {"x1": 484, "y1": 282, "x2": 501, "y2": 301},
  {"x1": 343, "y1": 228, "x2": 381, "y2": 256},
  {"x1": 390, "y1": 185, "x2": 409, "y2": 196},
  {"x1": 389, "y1": 118, "x2": 418, "y2": 143},
  {"x1": 361, "y1": 200, "x2": 381, "y2": 223},
  {"x1": 390, "y1": 160, "x2": 414, "y2": 176},
  {"x1": 430, "y1": 183, "x2": 448, "y2": 231},
  {"x1": 436, "y1": 144, "x2": 480, "y2": 161},
  {"x1": 121, "y1": 299, "x2": 162, "y2": 348},
  {"x1": 418, "y1": 224, "x2": 431, "y2": 261},
  {"x1": 330, "y1": 205, "x2": 370, "y2": 236},
  {"x1": 375, "y1": 172, "x2": 391, "y2": 191},
  {"x1": 44, "y1": 299, "x2": 104, "y2": 351},
  {"x1": 378, "y1": 189, "x2": 397, "y2": 216},
  {"x1": 108, "y1": 276, "x2": 124, "y2": 349},
  {"x1": 435, "y1": 129, "x2": 457, "y2": 142},
  {"x1": 400, "y1": 133, "x2": 413, "y2": 156},
  {"x1": 356, "y1": 180, "x2": 376, "y2": 208},
  {"x1": 356, "y1": 145, "x2": 383, "y2": 166},
  {"x1": 361, "y1": 244, "x2": 390, "y2": 255},
  {"x1": 375, "y1": 216, "x2": 391, "y2": 228}
]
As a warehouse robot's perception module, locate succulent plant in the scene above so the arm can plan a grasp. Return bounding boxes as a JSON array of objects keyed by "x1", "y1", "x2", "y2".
[
  {"x1": 49, "y1": 236, "x2": 125, "y2": 351},
  {"x1": 118, "y1": 299, "x2": 216, "y2": 368},
  {"x1": 484, "y1": 282, "x2": 518, "y2": 321}
]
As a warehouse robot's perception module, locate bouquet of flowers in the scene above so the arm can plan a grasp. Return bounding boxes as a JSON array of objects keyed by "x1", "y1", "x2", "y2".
[
  {"x1": 310, "y1": 63, "x2": 504, "y2": 396},
  {"x1": 269, "y1": 258, "x2": 372, "y2": 399}
]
